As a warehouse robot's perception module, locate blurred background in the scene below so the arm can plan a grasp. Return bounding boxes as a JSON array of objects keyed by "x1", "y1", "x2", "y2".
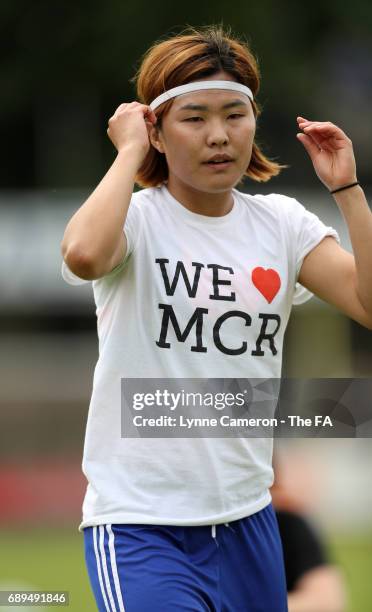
[{"x1": 1, "y1": 1, "x2": 372, "y2": 610}]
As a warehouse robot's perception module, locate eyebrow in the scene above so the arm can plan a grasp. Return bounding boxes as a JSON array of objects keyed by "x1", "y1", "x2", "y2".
[{"x1": 177, "y1": 99, "x2": 249, "y2": 112}]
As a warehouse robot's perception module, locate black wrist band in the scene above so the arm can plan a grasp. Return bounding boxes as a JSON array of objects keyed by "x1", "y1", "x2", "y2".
[{"x1": 330, "y1": 181, "x2": 360, "y2": 194}]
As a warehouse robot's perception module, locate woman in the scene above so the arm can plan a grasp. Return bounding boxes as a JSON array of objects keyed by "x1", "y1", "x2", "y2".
[{"x1": 61, "y1": 24, "x2": 372, "y2": 612}]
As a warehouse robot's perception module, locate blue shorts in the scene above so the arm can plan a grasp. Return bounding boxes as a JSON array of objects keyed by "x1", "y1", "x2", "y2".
[{"x1": 83, "y1": 502, "x2": 288, "y2": 611}]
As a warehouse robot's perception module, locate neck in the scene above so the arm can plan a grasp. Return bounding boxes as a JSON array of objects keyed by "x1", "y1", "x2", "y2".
[{"x1": 165, "y1": 177, "x2": 234, "y2": 217}]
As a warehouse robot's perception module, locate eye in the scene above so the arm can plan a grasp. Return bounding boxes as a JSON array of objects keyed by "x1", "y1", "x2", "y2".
[
  {"x1": 184, "y1": 113, "x2": 244, "y2": 123},
  {"x1": 184, "y1": 117, "x2": 202, "y2": 122}
]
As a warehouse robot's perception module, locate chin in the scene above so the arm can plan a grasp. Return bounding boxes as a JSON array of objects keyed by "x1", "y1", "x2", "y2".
[
  {"x1": 171, "y1": 171, "x2": 237, "y2": 195},
  {"x1": 198, "y1": 171, "x2": 240, "y2": 186},
  {"x1": 204, "y1": 175, "x2": 242, "y2": 191}
]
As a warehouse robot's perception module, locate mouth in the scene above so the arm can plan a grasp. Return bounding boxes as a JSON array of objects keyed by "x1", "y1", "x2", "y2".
[{"x1": 203, "y1": 160, "x2": 234, "y2": 170}]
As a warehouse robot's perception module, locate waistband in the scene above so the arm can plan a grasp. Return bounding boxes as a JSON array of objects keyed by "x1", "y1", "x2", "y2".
[{"x1": 211, "y1": 523, "x2": 233, "y2": 539}]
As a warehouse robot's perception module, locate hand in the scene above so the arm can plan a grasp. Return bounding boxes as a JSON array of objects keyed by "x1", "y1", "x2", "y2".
[
  {"x1": 296, "y1": 117, "x2": 357, "y2": 191},
  {"x1": 107, "y1": 101, "x2": 157, "y2": 162}
]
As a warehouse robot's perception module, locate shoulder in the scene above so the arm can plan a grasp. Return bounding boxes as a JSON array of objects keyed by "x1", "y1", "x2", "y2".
[
  {"x1": 130, "y1": 186, "x2": 163, "y2": 207},
  {"x1": 127, "y1": 186, "x2": 167, "y2": 221},
  {"x1": 234, "y1": 190, "x2": 305, "y2": 219},
  {"x1": 234, "y1": 191, "x2": 310, "y2": 237}
]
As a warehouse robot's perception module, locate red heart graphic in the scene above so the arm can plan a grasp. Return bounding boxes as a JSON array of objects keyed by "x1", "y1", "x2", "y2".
[{"x1": 251, "y1": 267, "x2": 281, "y2": 303}]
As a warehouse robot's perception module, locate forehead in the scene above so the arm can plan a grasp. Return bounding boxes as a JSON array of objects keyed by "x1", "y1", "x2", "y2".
[{"x1": 171, "y1": 90, "x2": 250, "y2": 112}]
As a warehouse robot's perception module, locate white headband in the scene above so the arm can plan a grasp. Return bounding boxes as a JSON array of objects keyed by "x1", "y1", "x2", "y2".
[{"x1": 149, "y1": 80, "x2": 254, "y2": 111}]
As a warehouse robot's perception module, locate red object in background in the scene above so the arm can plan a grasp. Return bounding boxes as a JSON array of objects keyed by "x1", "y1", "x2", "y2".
[{"x1": 0, "y1": 457, "x2": 86, "y2": 526}]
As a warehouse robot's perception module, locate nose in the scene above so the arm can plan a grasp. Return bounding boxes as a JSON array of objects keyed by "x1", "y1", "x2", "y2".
[{"x1": 206, "y1": 119, "x2": 229, "y2": 146}]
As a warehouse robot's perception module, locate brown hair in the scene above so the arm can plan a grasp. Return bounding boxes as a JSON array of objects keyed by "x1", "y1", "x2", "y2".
[{"x1": 130, "y1": 24, "x2": 287, "y2": 188}]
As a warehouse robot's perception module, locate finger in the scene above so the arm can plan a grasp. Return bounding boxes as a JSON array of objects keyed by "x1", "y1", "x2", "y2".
[
  {"x1": 114, "y1": 101, "x2": 145, "y2": 118},
  {"x1": 302, "y1": 122, "x2": 346, "y2": 138},
  {"x1": 124, "y1": 103, "x2": 156, "y2": 122},
  {"x1": 303, "y1": 129, "x2": 348, "y2": 149},
  {"x1": 297, "y1": 132, "x2": 322, "y2": 159},
  {"x1": 297, "y1": 118, "x2": 336, "y2": 131},
  {"x1": 301, "y1": 122, "x2": 335, "y2": 132},
  {"x1": 303, "y1": 130, "x2": 335, "y2": 151},
  {"x1": 310, "y1": 134, "x2": 336, "y2": 152},
  {"x1": 299, "y1": 119, "x2": 334, "y2": 126},
  {"x1": 303, "y1": 124, "x2": 338, "y2": 134},
  {"x1": 299, "y1": 125, "x2": 324, "y2": 148},
  {"x1": 113, "y1": 103, "x2": 129, "y2": 117},
  {"x1": 297, "y1": 117, "x2": 318, "y2": 130},
  {"x1": 143, "y1": 105, "x2": 157, "y2": 124},
  {"x1": 301, "y1": 123, "x2": 347, "y2": 148}
]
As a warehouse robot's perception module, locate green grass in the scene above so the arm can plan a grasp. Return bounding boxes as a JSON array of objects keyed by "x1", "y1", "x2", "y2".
[
  {"x1": 0, "y1": 528, "x2": 95, "y2": 611},
  {"x1": 0, "y1": 528, "x2": 371, "y2": 611},
  {"x1": 328, "y1": 533, "x2": 372, "y2": 612}
]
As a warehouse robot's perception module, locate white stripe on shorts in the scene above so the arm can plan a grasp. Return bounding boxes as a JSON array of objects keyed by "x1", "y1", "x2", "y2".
[
  {"x1": 93, "y1": 526, "x2": 111, "y2": 612},
  {"x1": 107, "y1": 525, "x2": 125, "y2": 611},
  {"x1": 99, "y1": 525, "x2": 117, "y2": 612}
]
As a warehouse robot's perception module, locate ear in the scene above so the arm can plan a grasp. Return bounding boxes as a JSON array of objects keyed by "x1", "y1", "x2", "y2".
[{"x1": 148, "y1": 124, "x2": 165, "y2": 154}]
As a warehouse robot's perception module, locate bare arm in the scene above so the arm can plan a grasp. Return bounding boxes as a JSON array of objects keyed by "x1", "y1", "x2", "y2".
[
  {"x1": 61, "y1": 102, "x2": 157, "y2": 280},
  {"x1": 297, "y1": 118, "x2": 372, "y2": 329},
  {"x1": 298, "y1": 231, "x2": 372, "y2": 330}
]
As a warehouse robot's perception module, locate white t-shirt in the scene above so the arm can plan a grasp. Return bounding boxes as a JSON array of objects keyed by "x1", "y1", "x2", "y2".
[{"x1": 62, "y1": 184, "x2": 339, "y2": 530}]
